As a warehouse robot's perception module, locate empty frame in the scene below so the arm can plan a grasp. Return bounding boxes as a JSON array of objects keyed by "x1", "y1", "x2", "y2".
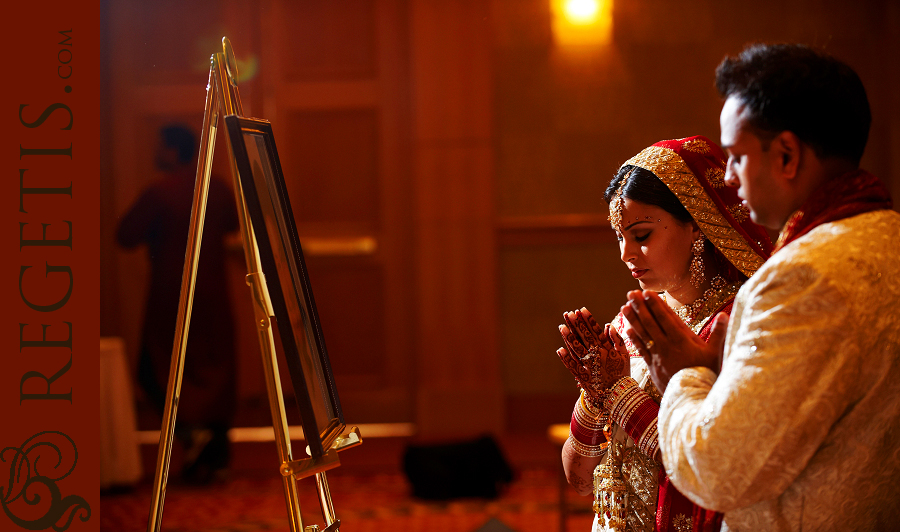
[{"x1": 224, "y1": 115, "x2": 344, "y2": 457}]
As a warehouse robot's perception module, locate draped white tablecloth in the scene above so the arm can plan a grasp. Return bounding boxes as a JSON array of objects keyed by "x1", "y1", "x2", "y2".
[{"x1": 100, "y1": 337, "x2": 142, "y2": 488}]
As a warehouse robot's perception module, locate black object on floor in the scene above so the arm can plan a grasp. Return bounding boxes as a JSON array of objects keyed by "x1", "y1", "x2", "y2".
[
  {"x1": 403, "y1": 435, "x2": 514, "y2": 500},
  {"x1": 473, "y1": 517, "x2": 517, "y2": 532}
]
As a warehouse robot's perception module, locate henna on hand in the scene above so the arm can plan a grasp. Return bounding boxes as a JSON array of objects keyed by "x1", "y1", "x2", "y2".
[
  {"x1": 556, "y1": 307, "x2": 630, "y2": 405},
  {"x1": 562, "y1": 438, "x2": 600, "y2": 496},
  {"x1": 570, "y1": 472, "x2": 594, "y2": 495},
  {"x1": 585, "y1": 309, "x2": 605, "y2": 337}
]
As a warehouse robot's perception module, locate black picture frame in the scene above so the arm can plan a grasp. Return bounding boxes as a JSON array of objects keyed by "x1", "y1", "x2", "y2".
[{"x1": 224, "y1": 115, "x2": 344, "y2": 458}]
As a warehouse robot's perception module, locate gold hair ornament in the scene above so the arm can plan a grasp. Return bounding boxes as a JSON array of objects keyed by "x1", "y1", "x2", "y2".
[{"x1": 608, "y1": 169, "x2": 635, "y2": 230}]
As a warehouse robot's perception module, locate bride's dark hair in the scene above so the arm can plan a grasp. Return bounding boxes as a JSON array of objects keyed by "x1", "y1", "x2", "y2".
[{"x1": 604, "y1": 165, "x2": 692, "y2": 223}]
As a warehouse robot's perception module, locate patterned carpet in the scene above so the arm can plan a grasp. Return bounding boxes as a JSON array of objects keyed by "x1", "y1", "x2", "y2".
[{"x1": 101, "y1": 467, "x2": 593, "y2": 532}]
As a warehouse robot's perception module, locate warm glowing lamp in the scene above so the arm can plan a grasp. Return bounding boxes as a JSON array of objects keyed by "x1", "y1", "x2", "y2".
[
  {"x1": 564, "y1": 0, "x2": 600, "y2": 24},
  {"x1": 551, "y1": 0, "x2": 612, "y2": 46}
]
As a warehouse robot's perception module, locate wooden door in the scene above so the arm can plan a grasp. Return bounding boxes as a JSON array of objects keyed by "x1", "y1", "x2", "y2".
[{"x1": 104, "y1": 0, "x2": 416, "y2": 427}]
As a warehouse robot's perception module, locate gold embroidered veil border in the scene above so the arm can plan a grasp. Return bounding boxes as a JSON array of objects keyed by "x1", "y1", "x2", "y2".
[{"x1": 622, "y1": 146, "x2": 765, "y2": 278}]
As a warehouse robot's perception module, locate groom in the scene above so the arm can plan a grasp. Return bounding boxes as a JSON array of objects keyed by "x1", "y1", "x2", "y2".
[{"x1": 622, "y1": 43, "x2": 900, "y2": 530}]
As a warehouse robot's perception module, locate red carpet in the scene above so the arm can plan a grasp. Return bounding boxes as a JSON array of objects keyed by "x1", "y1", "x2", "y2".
[{"x1": 100, "y1": 436, "x2": 594, "y2": 532}]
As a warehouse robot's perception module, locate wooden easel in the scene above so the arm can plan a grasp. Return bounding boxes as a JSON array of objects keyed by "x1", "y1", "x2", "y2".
[{"x1": 145, "y1": 37, "x2": 360, "y2": 532}]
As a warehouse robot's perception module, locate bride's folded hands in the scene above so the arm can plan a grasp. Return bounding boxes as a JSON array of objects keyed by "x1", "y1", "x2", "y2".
[{"x1": 556, "y1": 307, "x2": 629, "y2": 405}]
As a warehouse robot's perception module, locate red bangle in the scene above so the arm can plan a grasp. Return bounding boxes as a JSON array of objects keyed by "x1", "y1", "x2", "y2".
[
  {"x1": 622, "y1": 399, "x2": 657, "y2": 440},
  {"x1": 570, "y1": 410, "x2": 607, "y2": 446}
]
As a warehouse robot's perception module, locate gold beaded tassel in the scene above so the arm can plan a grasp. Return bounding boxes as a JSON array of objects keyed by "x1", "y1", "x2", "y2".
[{"x1": 593, "y1": 433, "x2": 628, "y2": 531}]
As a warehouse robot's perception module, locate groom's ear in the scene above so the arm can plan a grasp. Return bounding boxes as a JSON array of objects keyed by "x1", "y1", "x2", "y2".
[{"x1": 771, "y1": 130, "x2": 801, "y2": 181}]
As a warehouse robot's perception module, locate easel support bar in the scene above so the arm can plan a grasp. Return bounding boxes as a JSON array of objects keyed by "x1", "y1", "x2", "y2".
[{"x1": 146, "y1": 58, "x2": 218, "y2": 532}]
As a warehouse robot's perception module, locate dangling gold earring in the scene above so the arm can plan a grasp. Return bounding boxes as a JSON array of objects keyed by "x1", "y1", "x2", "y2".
[{"x1": 690, "y1": 235, "x2": 705, "y2": 288}]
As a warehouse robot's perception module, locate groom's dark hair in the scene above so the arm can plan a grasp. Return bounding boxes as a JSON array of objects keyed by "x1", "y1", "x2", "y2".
[{"x1": 715, "y1": 43, "x2": 870, "y2": 165}]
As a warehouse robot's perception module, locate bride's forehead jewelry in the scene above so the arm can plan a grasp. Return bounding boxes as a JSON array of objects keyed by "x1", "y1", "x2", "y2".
[{"x1": 608, "y1": 168, "x2": 635, "y2": 230}]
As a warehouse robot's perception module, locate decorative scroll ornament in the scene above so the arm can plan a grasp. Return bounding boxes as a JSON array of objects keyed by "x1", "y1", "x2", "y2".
[
  {"x1": 728, "y1": 203, "x2": 750, "y2": 223},
  {"x1": 705, "y1": 167, "x2": 726, "y2": 188},
  {"x1": 673, "y1": 513, "x2": 693, "y2": 532},
  {"x1": 1, "y1": 431, "x2": 91, "y2": 531},
  {"x1": 681, "y1": 138, "x2": 711, "y2": 154}
]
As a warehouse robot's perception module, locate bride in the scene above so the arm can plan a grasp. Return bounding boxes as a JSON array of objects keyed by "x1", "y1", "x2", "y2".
[{"x1": 556, "y1": 136, "x2": 772, "y2": 532}]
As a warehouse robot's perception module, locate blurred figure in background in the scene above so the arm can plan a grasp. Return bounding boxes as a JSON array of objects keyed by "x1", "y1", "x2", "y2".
[{"x1": 118, "y1": 124, "x2": 239, "y2": 484}]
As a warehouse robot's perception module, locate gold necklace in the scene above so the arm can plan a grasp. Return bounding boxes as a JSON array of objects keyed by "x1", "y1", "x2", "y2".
[{"x1": 663, "y1": 275, "x2": 740, "y2": 330}]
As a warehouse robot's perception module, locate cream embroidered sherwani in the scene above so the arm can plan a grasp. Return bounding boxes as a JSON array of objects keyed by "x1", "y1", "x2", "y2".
[{"x1": 658, "y1": 209, "x2": 900, "y2": 531}]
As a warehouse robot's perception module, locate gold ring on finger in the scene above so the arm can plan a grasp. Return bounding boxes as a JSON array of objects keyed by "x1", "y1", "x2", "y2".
[{"x1": 645, "y1": 339, "x2": 655, "y2": 350}]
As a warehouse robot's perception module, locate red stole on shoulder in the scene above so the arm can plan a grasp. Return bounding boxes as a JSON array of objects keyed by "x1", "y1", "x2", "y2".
[{"x1": 775, "y1": 169, "x2": 893, "y2": 252}]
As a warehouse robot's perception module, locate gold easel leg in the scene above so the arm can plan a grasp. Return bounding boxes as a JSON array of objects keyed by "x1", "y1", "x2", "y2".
[
  {"x1": 220, "y1": 66, "x2": 305, "y2": 531},
  {"x1": 315, "y1": 472, "x2": 338, "y2": 529},
  {"x1": 146, "y1": 60, "x2": 218, "y2": 532},
  {"x1": 259, "y1": 311, "x2": 305, "y2": 532},
  {"x1": 244, "y1": 262, "x2": 305, "y2": 532}
]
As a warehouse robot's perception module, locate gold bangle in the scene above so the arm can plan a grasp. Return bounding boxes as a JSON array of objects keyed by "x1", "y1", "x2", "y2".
[
  {"x1": 580, "y1": 392, "x2": 604, "y2": 417},
  {"x1": 603, "y1": 376, "x2": 637, "y2": 412},
  {"x1": 581, "y1": 390, "x2": 609, "y2": 416},
  {"x1": 575, "y1": 396, "x2": 607, "y2": 430},
  {"x1": 609, "y1": 386, "x2": 642, "y2": 425},
  {"x1": 567, "y1": 434, "x2": 609, "y2": 457},
  {"x1": 574, "y1": 409, "x2": 607, "y2": 431}
]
